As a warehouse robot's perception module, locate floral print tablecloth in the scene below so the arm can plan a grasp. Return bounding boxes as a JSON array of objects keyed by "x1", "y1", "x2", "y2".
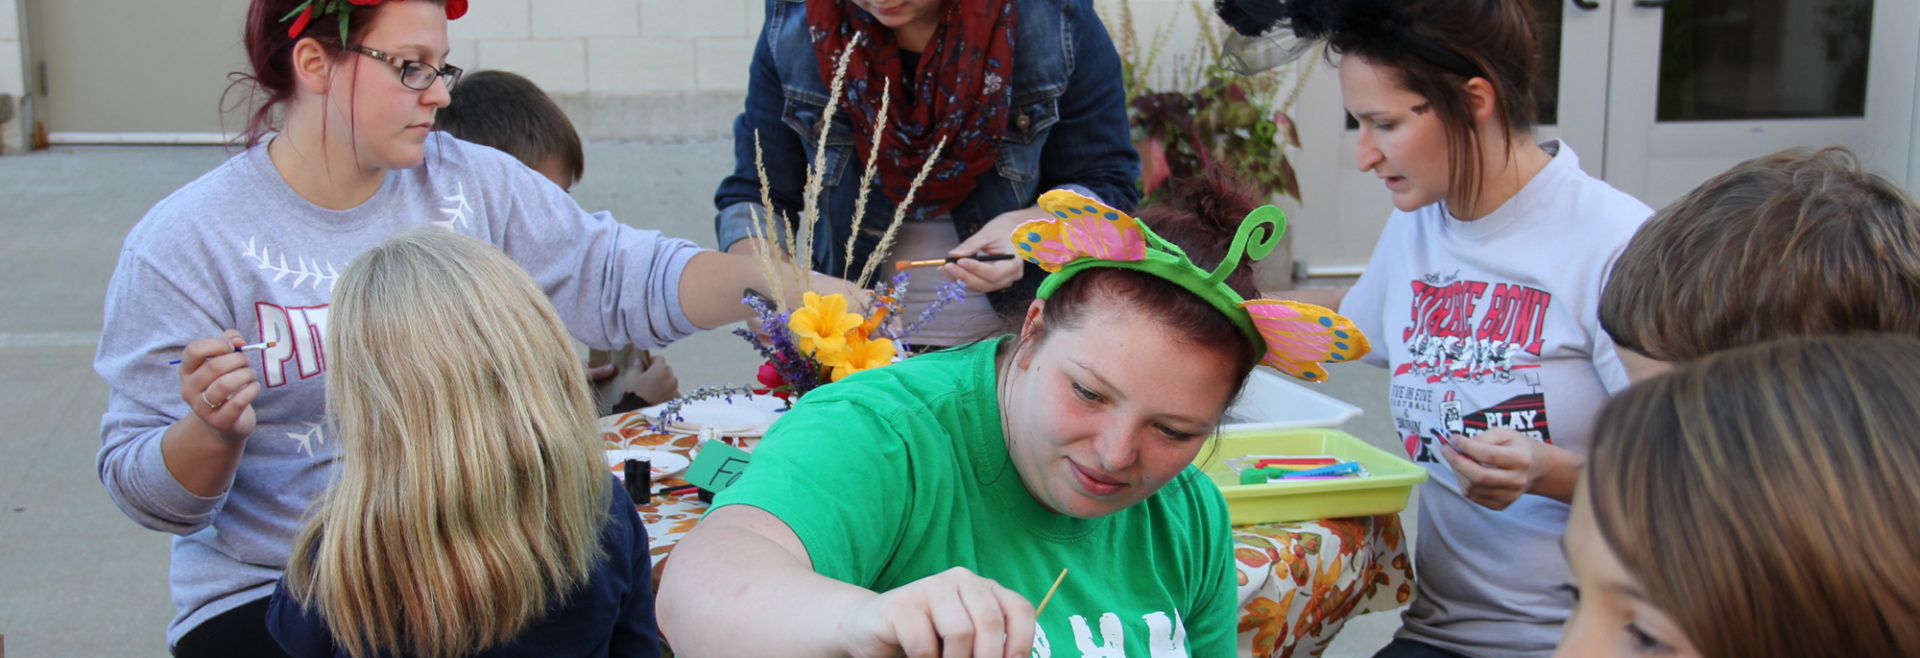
[{"x1": 603, "y1": 412, "x2": 1412, "y2": 658}]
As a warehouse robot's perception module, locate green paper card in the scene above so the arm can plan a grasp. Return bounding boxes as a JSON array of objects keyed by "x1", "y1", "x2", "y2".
[{"x1": 684, "y1": 441, "x2": 753, "y2": 493}]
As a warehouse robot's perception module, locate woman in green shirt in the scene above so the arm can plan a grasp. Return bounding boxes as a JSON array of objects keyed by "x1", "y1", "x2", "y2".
[{"x1": 659, "y1": 173, "x2": 1367, "y2": 657}]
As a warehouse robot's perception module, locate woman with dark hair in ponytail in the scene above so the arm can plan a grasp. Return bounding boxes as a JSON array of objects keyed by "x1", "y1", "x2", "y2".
[{"x1": 1217, "y1": 1, "x2": 1654, "y2": 656}]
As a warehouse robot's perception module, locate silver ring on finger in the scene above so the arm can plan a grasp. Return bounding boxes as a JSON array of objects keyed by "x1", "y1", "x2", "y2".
[{"x1": 202, "y1": 391, "x2": 225, "y2": 409}]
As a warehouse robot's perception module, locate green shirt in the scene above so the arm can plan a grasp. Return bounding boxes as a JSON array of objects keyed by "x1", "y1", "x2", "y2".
[{"x1": 713, "y1": 338, "x2": 1237, "y2": 657}]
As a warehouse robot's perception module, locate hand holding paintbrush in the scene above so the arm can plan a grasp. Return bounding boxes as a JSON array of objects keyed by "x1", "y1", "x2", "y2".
[
  {"x1": 936, "y1": 207, "x2": 1048, "y2": 292},
  {"x1": 175, "y1": 330, "x2": 266, "y2": 453}
]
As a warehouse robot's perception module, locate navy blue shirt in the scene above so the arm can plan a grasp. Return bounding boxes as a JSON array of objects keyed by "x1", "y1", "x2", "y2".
[{"x1": 266, "y1": 479, "x2": 662, "y2": 658}]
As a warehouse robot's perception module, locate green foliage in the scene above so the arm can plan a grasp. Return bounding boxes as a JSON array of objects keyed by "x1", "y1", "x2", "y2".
[{"x1": 1101, "y1": 0, "x2": 1313, "y2": 205}]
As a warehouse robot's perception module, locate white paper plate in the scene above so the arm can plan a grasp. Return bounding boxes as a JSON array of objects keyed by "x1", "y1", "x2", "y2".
[
  {"x1": 641, "y1": 394, "x2": 786, "y2": 437},
  {"x1": 605, "y1": 449, "x2": 691, "y2": 480}
]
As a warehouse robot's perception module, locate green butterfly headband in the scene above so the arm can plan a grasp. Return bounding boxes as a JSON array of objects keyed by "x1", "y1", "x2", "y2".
[{"x1": 1013, "y1": 189, "x2": 1369, "y2": 382}]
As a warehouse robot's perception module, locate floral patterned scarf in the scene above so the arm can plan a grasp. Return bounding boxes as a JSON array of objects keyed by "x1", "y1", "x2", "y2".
[{"x1": 806, "y1": 0, "x2": 1017, "y2": 217}]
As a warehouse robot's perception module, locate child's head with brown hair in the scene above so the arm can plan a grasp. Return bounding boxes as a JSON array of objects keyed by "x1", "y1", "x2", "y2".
[
  {"x1": 1599, "y1": 146, "x2": 1920, "y2": 364},
  {"x1": 436, "y1": 70, "x2": 586, "y2": 190},
  {"x1": 1562, "y1": 334, "x2": 1920, "y2": 658}
]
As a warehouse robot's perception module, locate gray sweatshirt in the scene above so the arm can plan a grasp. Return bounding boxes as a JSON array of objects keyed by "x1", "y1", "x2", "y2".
[{"x1": 94, "y1": 133, "x2": 703, "y2": 646}]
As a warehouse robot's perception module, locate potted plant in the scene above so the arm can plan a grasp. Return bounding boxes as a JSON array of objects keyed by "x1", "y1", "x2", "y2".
[{"x1": 1100, "y1": 0, "x2": 1317, "y2": 290}]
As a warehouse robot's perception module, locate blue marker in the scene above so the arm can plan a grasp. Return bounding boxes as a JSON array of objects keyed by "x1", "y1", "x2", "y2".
[{"x1": 1281, "y1": 461, "x2": 1366, "y2": 479}]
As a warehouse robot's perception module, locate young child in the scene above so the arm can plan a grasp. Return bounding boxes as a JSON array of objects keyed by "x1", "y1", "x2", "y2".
[
  {"x1": 93, "y1": 1, "x2": 846, "y2": 652},
  {"x1": 1599, "y1": 146, "x2": 1920, "y2": 380},
  {"x1": 1554, "y1": 150, "x2": 1920, "y2": 656},
  {"x1": 437, "y1": 69, "x2": 679, "y2": 413},
  {"x1": 435, "y1": 69, "x2": 585, "y2": 190},
  {"x1": 266, "y1": 229, "x2": 660, "y2": 657},
  {"x1": 1561, "y1": 335, "x2": 1920, "y2": 658}
]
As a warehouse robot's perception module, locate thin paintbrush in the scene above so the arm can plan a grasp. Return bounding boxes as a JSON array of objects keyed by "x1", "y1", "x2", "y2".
[
  {"x1": 169, "y1": 341, "x2": 276, "y2": 365},
  {"x1": 893, "y1": 253, "x2": 1018, "y2": 270}
]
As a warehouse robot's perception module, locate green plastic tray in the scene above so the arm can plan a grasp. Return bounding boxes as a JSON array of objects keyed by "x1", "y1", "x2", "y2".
[{"x1": 1193, "y1": 427, "x2": 1428, "y2": 525}]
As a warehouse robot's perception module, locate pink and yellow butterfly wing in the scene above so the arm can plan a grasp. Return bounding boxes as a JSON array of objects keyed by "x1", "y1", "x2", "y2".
[
  {"x1": 1241, "y1": 300, "x2": 1371, "y2": 382},
  {"x1": 1013, "y1": 218, "x2": 1076, "y2": 272},
  {"x1": 1037, "y1": 189, "x2": 1146, "y2": 263}
]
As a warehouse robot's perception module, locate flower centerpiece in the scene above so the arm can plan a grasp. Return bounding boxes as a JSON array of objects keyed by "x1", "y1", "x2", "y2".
[
  {"x1": 643, "y1": 34, "x2": 965, "y2": 433},
  {"x1": 740, "y1": 275, "x2": 968, "y2": 403}
]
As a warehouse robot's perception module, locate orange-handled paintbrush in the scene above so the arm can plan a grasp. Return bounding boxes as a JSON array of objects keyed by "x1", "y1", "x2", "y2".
[{"x1": 893, "y1": 253, "x2": 1017, "y2": 270}]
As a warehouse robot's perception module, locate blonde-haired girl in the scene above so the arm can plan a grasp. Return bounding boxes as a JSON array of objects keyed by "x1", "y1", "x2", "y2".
[
  {"x1": 266, "y1": 230, "x2": 658, "y2": 657},
  {"x1": 1560, "y1": 334, "x2": 1920, "y2": 658}
]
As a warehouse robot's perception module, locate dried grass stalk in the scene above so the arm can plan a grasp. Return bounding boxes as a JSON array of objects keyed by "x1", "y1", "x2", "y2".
[
  {"x1": 746, "y1": 33, "x2": 942, "y2": 308},
  {"x1": 843, "y1": 78, "x2": 891, "y2": 280},
  {"x1": 855, "y1": 135, "x2": 948, "y2": 288},
  {"x1": 796, "y1": 32, "x2": 863, "y2": 296},
  {"x1": 747, "y1": 131, "x2": 791, "y2": 312},
  {"x1": 745, "y1": 205, "x2": 791, "y2": 312}
]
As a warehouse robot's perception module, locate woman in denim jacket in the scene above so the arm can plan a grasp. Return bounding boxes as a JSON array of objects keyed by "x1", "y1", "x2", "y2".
[{"x1": 715, "y1": 0, "x2": 1140, "y2": 346}]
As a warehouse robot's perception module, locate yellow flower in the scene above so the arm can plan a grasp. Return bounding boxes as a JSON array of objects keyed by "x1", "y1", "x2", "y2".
[
  {"x1": 830, "y1": 335, "x2": 896, "y2": 381},
  {"x1": 788, "y1": 292, "x2": 862, "y2": 359}
]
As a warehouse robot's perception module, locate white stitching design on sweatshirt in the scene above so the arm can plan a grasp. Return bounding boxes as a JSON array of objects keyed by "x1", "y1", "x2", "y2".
[
  {"x1": 433, "y1": 183, "x2": 473, "y2": 230},
  {"x1": 243, "y1": 236, "x2": 339, "y2": 290}
]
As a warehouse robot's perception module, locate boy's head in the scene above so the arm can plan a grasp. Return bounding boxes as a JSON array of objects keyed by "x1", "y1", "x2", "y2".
[
  {"x1": 436, "y1": 70, "x2": 583, "y2": 189},
  {"x1": 1600, "y1": 146, "x2": 1920, "y2": 367}
]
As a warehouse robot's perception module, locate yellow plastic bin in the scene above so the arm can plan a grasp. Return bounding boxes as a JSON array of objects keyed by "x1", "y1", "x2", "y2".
[{"x1": 1193, "y1": 427, "x2": 1428, "y2": 525}]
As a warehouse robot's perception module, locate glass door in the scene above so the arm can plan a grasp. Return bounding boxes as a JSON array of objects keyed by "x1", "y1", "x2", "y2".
[
  {"x1": 1532, "y1": 0, "x2": 1614, "y2": 178},
  {"x1": 1600, "y1": 0, "x2": 1918, "y2": 207}
]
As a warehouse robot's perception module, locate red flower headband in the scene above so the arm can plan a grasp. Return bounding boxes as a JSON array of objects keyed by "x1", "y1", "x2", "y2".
[{"x1": 282, "y1": 0, "x2": 468, "y2": 40}]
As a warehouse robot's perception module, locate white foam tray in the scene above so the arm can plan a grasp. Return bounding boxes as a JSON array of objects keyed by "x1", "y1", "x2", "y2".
[{"x1": 1222, "y1": 369, "x2": 1364, "y2": 432}]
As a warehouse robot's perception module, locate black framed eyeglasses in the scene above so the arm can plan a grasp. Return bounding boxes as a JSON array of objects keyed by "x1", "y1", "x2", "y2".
[{"x1": 347, "y1": 44, "x2": 462, "y2": 91}]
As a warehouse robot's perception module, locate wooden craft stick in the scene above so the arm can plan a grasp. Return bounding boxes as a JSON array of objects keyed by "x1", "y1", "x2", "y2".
[{"x1": 1035, "y1": 568, "x2": 1068, "y2": 616}]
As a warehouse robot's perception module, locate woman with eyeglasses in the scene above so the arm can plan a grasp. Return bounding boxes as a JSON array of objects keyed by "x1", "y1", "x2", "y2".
[{"x1": 92, "y1": 1, "x2": 847, "y2": 654}]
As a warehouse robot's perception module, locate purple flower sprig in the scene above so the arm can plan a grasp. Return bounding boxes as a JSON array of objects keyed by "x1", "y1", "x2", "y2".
[
  {"x1": 735, "y1": 291, "x2": 825, "y2": 398},
  {"x1": 644, "y1": 384, "x2": 756, "y2": 434},
  {"x1": 732, "y1": 326, "x2": 780, "y2": 364},
  {"x1": 867, "y1": 275, "x2": 910, "y2": 343},
  {"x1": 901, "y1": 278, "x2": 970, "y2": 342}
]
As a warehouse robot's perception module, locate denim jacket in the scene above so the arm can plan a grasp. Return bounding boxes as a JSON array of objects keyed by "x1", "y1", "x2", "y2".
[{"x1": 714, "y1": 0, "x2": 1140, "y2": 312}]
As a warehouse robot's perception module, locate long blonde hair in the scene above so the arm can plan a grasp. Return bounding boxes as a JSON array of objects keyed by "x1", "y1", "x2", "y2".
[
  {"x1": 1588, "y1": 334, "x2": 1920, "y2": 657},
  {"x1": 288, "y1": 229, "x2": 609, "y2": 658}
]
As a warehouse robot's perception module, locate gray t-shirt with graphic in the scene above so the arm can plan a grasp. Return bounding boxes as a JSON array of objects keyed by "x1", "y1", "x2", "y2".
[{"x1": 1342, "y1": 141, "x2": 1651, "y2": 657}]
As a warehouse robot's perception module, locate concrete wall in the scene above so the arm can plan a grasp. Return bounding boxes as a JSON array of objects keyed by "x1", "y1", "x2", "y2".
[
  {"x1": 0, "y1": 0, "x2": 1247, "y2": 146},
  {"x1": 2, "y1": 0, "x2": 24, "y2": 154},
  {"x1": 448, "y1": 0, "x2": 1230, "y2": 140},
  {"x1": 447, "y1": 0, "x2": 769, "y2": 139}
]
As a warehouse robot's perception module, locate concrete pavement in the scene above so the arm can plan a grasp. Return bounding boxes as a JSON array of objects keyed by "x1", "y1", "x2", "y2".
[{"x1": 0, "y1": 140, "x2": 1409, "y2": 656}]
